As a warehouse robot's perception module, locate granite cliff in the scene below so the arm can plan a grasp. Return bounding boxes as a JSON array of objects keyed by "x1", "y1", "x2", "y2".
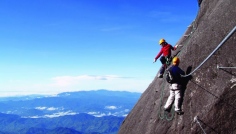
[{"x1": 119, "y1": 0, "x2": 236, "y2": 134}]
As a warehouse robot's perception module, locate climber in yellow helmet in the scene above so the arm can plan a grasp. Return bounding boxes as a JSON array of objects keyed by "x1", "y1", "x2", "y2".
[
  {"x1": 164, "y1": 57, "x2": 185, "y2": 115},
  {"x1": 153, "y1": 38, "x2": 179, "y2": 78}
]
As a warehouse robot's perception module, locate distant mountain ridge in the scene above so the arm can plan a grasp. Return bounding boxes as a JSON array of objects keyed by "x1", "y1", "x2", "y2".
[
  {"x1": 0, "y1": 89, "x2": 141, "y2": 117},
  {"x1": 0, "y1": 112, "x2": 123, "y2": 134},
  {"x1": 0, "y1": 90, "x2": 141, "y2": 134}
]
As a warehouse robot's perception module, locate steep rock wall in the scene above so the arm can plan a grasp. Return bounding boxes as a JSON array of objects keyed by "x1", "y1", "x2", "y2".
[{"x1": 119, "y1": 0, "x2": 236, "y2": 134}]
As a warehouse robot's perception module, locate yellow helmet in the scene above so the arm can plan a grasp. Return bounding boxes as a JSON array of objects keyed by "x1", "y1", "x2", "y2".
[
  {"x1": 172, "y1": 57, "x2": 180, "y2": 65},
  {"x1": 159, "y1": 39, "x2": 166, "y2": 45}
]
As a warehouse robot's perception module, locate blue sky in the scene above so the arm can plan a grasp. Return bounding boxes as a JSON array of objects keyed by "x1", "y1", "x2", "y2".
[{"x1": 0, "y1": 0, "x2": 198, "y2": 96}]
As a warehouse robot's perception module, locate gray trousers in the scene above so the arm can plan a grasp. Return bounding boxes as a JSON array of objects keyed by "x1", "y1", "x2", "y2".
[{"x1": 164, "y1": 84, "x2": 182, "y2": 111}]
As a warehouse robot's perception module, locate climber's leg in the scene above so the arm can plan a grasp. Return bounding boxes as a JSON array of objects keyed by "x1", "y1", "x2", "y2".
[{"x1": 164, "y1": 90, "x2": 175, "y2": 110}]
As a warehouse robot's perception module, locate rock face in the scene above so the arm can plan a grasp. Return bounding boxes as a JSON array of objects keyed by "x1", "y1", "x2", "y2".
[{"x1": 119, "y1": 0, "x2": 236, "y2": 134}]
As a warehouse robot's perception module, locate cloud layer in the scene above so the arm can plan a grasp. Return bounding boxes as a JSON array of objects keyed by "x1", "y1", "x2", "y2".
[{"x1": 0, "y1": 74, "x2": 150, "y2": 97}]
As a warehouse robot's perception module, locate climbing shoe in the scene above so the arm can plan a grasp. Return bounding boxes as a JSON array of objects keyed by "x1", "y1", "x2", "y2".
[
  {"x1": 164, "y1": 108, "x2": 171, "y2": 113},
  {"x1": 158, "y1": 73, "x2": 163, "y2": 78},
  {"x1": 175, "y1": 110, "x2": 184, "y2": 115}
]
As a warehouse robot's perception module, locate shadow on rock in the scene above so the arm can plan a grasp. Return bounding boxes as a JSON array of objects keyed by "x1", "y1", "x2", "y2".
[
  {"x1": 219, "y1": 68, "x2": 236, "y2": 76},
  {"x1": 190, "y1": 80, "x2": 236, "y2": 110},
  {"x1": 180, "y1": 66, "x2": 193, "y2": 111}
]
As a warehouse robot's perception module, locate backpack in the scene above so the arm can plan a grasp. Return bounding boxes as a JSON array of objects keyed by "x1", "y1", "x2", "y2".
[{"x1": 166, "y1": 67, "x2": 179, "y2": 84}]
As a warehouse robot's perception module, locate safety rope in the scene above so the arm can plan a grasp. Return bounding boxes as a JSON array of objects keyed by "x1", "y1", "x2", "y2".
[
  {"x1": 158, "y1": 71, "x2": 175, "y2": 121},
  {"x1": 158, "y1": 78, "x2": 166, "y2": 120},
  {"x1": 181, "y1": 25, "x2": 236, "y2": 77},
  {"x1": 157, "y1": 20, "x2": 197, "y2": 121},
  {"x1": 157, "y1": 5, "x2": 236, "y2": 121},
  {"x1": 178, "y1": 25, "x2": 236, "y2": 132},
  {"x1": 194, "y1": 116, "x2": 207, "y2": 134},
  {"x1": 157, "y1": 0, "x2": 236, "y2": 123},
  {"x1": 157, "y1": 19, "x2": 198, "y2": 121},
  {"x1": 164, "y1": 98, "x2": 175, "y2": 121}
]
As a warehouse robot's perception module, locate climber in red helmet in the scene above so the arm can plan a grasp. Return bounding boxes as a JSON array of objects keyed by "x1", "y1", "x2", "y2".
[{"x1": 153, "y1": 38, "x2": 179, "y2": 78}]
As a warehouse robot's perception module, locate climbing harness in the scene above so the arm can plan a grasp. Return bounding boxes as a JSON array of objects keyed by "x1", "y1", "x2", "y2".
[
  {"x1": 180, "y1": 25, "x2": 236, "y2": 77},
  {"x1": 165, "y1": 57, "x2": 172, "y2": 66},
  {"x1": 194, "y1": 116, "x2": 207, "y2": 134}
]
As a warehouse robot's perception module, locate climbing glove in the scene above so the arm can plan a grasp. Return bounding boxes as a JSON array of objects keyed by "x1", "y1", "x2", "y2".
[{"x1": 153, "y1": 58, "x2": 157, "y2": 63}]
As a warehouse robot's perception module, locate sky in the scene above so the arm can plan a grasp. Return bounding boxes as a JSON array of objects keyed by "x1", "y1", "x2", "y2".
[{"x1": 0, "y1": 0, "x2": 198, "y2": 97}]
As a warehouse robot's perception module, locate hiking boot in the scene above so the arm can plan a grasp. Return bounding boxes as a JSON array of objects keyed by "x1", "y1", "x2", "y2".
[
  {"x1": 175, "y1": 110, "x2": 184, "y2": 115},
  {"x1": 158, "y1": 73, "x2": 163, "y2": 78},
  {"x1": 164, "y1": 108, "x2": 171, "y2": 113}
]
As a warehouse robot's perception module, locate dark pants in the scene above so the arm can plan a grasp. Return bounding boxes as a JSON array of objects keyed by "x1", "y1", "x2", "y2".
[
  {"x1": 159, "y1": 56, "x2": 167, "y2": 74},
  {"x1": 160, "y1": 56, "x2": 167, "y2": 64},
  {"x1": 159, "y1": 56, "x2": 172, "y2": 74}
]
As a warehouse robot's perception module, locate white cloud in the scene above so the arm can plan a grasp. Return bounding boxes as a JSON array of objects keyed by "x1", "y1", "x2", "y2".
[
  {"x1": 47, "y1": 107, "x2": 58, "y2": 111},
  {"x1": 87, "y1": 111, "x2": 106, "y2": 117},
  {"x1": 0, "y1": 74, "x2": 148, "y2": 97},
  {"x1": 122, "y1": 114, "x2": 128, "y2": 117},
  {"x1": 94, "y1": 113, "x2": 106, "y2": 117},
  {"x1": 105, "y1": 106, "x2": 118, "y2": 110},
  {"x1": 35, "y1": 106, "x2": 61, "y2": 111},
  {"x1": 87, "y1": 112, "x2": 100, "y2": 115},
  {"x1": 35, "y1": 107, "x2": 47, "y2": 110},
  {"x1": 87, "y1": 110, "x2": 131, "y2": 117},
  {"x1": 87, "y1": 111, "x2": 115, "y2": 117},
  {"x1": 49, "y1": 75, "x2": 122, "y2": 87},
  {"x1": 47, "y1": 74, "x2": 149, "y2": 93},
  {"x1": 124, "y1": 109, "x2": 130, "y2": 112},
  {"x1": 23, "y1": 111, "x2": 77, "y2": 118},
  {"x1": 44, "y1": 111, "x2": 77, "y2": 118},
  {"x1": 6, "y1": 111, "x2": 13, "y2": 114}
]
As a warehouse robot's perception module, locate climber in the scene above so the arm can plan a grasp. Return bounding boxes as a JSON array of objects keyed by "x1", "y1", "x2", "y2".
[
  {"x1": 163, "y1": 57, "x2": 185, "y2": 114},
  {"x1": 153, "y1": 38, "x2": 179, "y2": 78}
]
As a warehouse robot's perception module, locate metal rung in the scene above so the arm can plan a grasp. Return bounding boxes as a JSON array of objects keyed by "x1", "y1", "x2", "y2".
[
  {"x1": 217, "y1": 65, "x2": 236, "y2": 69},
  {"x1": 194, "y1": 116, "x2": 207, "y2": 134}
]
